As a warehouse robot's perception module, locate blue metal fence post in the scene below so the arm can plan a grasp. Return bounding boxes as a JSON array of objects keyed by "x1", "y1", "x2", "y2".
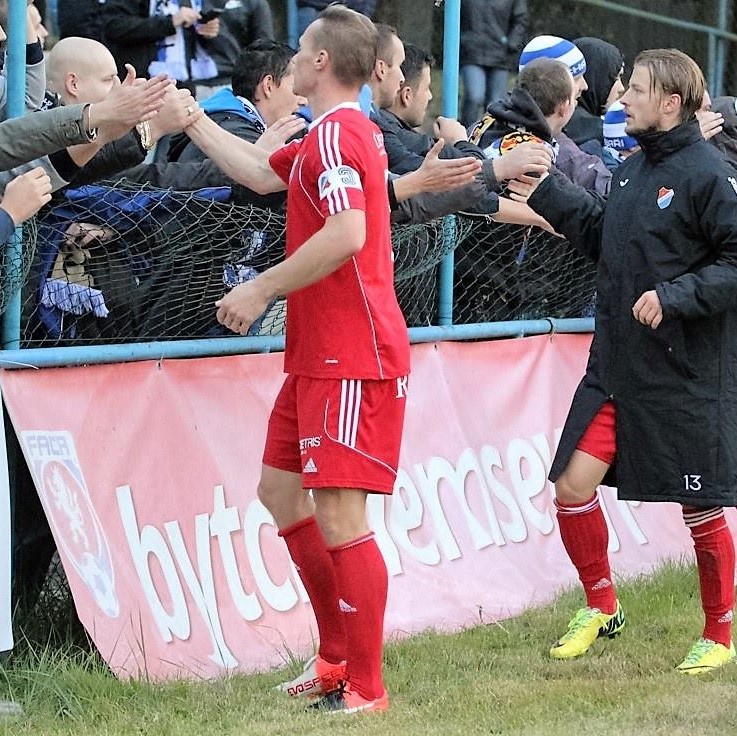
[
  {"x1": 0, "y1": 0, "x2": 27, "y2": 660},
  {"x1": 714, "y1": 0, "x2": 729, "y2": 96},
  {"x1": 1, "y1": 0, "x2": 27, "y2": 350},
  {"x1": 437, "y1": 0, "x2": 461, "y2": 326},
  {"x1": 287, "y1": 0, "x2": 298, "y2": 49}
]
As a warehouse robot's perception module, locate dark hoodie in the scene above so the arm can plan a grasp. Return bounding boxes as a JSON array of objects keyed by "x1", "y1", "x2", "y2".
[
  {"x1": 469, "y1": 87, "x2": 555, "y2": 155},
  {"x1": 564, "y1": 37, "x2": 624, "y2": 151}
]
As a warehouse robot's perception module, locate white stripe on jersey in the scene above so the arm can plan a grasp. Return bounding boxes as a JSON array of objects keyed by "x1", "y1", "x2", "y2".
[
  {"x1": 330, "y1": 121, "x2": 349, "y2": 210},
  {"x1": 317, "y1": 120, "x2": 352, "y2": 214},
  {"x1": 317, "y1": 122, "x2": 338, "y2": 215}
]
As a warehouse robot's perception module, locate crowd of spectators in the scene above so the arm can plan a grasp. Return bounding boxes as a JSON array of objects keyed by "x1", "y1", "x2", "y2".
[{"x1": 0, "y1": 3, "x2": 735, "y2": 347}]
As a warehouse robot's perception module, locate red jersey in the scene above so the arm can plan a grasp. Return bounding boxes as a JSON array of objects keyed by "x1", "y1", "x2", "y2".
[{"x1": 269, "y1": 103, "x2": 410, "y2": 380}]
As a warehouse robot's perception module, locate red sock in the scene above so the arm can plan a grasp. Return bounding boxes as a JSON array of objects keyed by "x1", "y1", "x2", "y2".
[
  {"x1": 683, "y1": 506, "x2": 735, "y2": 647},
  {"x1": 555, "y1": 492, "x2": 617, "y2": 614},
  {"x1": 328, "y1": 533, "x2": 387, "y2": 700},
  {"x1": 279, "y1": 516, "x2": 346, "y2": 665}
]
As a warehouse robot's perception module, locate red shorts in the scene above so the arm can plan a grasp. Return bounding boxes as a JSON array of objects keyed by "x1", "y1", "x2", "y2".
[
  {"x1": 262, "y1": 374, "x2": 408, "y2": 493},
  {"x1": 576, "y1": 400, "x2": 617, "y2": 465}
]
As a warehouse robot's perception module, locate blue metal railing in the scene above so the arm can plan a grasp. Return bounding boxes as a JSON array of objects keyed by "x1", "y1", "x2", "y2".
[{"x1": 0, "y1": 319, "x2": 595, "y2": 369}]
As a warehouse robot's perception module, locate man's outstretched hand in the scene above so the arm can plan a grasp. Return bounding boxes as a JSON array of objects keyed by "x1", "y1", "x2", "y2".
[
  {"x1": 90, "y1": 65, "x2": 172, "y2": 143},
  {"x1": 413, "y1": 138, "x2": 482, "y2": 193}
]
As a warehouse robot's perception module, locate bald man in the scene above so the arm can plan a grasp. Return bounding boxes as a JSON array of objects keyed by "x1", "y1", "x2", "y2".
[
  {"x1": 46, "y1": 37, "x2": 120, "y2": 107},
  {"x1": 42, "y1": 37, "x2": 198, "y2": 187}
]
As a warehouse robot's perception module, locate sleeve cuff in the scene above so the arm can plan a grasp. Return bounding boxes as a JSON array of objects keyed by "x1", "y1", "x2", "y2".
[
  {"x1": 49, "y1": 150, "x2": 82, "y2": 182},
  {"x1": 26, "y1": 41, "x2": 44, "y2": 66},
  {"x1": 481, "y1": 160, "x2": 498, "y2": 192},
  {"x1": 0, "y1": 207, "x2": 16, "y2": 234},
  {"x1": 387, "y1": 179, "x2": 398, "y2": 211}
]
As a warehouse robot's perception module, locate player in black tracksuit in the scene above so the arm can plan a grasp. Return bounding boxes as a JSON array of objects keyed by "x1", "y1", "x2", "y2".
[{"x1": 527, "y1": 49, "x2": 737, "y2": 673}]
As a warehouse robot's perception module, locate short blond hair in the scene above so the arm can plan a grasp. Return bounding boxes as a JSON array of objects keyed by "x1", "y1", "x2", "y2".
[{"x1": 312, "y1": 4, "x2": 378, "y2": 87}]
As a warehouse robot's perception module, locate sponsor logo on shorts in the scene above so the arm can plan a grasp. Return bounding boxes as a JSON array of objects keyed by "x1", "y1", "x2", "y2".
[
  {"x1": 339, "y1": 598, "x2": 357, "y2": 613},
  {"x1": 299, "y1": 436, "x2": 321, "y2": 451},
  {"x1": 303, "y1": 457, "x2": 318, "y2": 473}
]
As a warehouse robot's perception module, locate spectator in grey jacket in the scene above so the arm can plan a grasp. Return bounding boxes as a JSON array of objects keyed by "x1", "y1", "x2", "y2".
[
  {"x1": 0, "y1": 60, "x2": 172, "y2": 194},
  {"x1": 459, "y1": 0, "x2": 528, "y2": 126}
]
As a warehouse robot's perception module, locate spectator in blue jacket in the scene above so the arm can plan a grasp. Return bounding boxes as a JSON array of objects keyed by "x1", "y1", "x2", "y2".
[{"x1": 168, "y1": 39, "x2": 306, "y2": 208}]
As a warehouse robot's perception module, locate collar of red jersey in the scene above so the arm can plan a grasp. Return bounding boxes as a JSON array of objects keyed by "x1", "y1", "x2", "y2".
[{"x1": 308, "y1": 101, "x2": 361, "y2": 130}]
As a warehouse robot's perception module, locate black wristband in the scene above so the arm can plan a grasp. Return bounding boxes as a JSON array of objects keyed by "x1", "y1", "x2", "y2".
[
  {"x1": 26, "y1": 41, "x2": 43, "y2": 66},
  {"x1": 387, "y1": 178, "x2": 398, "y2": 211}
]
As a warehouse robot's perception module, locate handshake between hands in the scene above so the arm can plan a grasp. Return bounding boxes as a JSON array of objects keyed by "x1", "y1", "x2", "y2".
[{"x1": 85, "y1": 64, "x2": 204, "y2": 146}]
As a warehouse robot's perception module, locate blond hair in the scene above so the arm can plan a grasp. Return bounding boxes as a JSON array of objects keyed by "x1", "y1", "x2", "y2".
[{"x1": 634, "y1": 48, "x2": 705, "y2": 123}]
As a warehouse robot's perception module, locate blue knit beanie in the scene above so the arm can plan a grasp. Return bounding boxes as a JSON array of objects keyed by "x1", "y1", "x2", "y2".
[
  {"x1": 518, "y1": 35, "x2": 587, "y2": 78},
  {"x1": 603, "y1": 101, "x2": 638, "y2": 150}
]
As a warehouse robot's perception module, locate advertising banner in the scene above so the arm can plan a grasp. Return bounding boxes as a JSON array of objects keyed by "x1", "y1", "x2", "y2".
[{"x1": 0, "y1": 335, "x2": 706, "y2": 680}]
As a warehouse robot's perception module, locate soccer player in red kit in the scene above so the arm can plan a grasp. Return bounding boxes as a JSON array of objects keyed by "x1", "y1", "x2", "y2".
[{"x1": 185, "y1": 4, "x2": 408, "y2": 714}]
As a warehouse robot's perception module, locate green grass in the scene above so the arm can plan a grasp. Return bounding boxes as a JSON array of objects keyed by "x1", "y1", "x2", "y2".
[{"x1": 2, "y1": 561, "x2": 737, "y2": 735}]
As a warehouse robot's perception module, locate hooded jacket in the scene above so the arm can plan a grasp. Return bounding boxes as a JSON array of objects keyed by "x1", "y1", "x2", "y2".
[
  {"x1": 529, "y1": 119, "x2": 737, "y2": 506},
  {"x1": 469, "y1": 87, "x2": 555, "y2": 156},
  {"x1": 564, "y1": 37, "x2": 624, "y2": 152},
  {"x1": 470, "y1": 88, "x2": 611, "y2": 196},
  {"x1": 168, "y1": 88, "x2": 287, "y2": 209}
]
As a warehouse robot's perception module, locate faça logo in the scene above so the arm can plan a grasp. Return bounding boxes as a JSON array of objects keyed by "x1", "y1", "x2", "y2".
[{"x1": 21, "y1": 431, "x2": 119, "y2": 618}]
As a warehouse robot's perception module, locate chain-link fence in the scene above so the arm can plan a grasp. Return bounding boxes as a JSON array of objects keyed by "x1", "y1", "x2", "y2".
[
  {"x1": 453, "y1": 214, "x2": 596, "y2": 323},
  {"x1": 6, "y1": 181, "x2": 598, "y2": 347}
]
